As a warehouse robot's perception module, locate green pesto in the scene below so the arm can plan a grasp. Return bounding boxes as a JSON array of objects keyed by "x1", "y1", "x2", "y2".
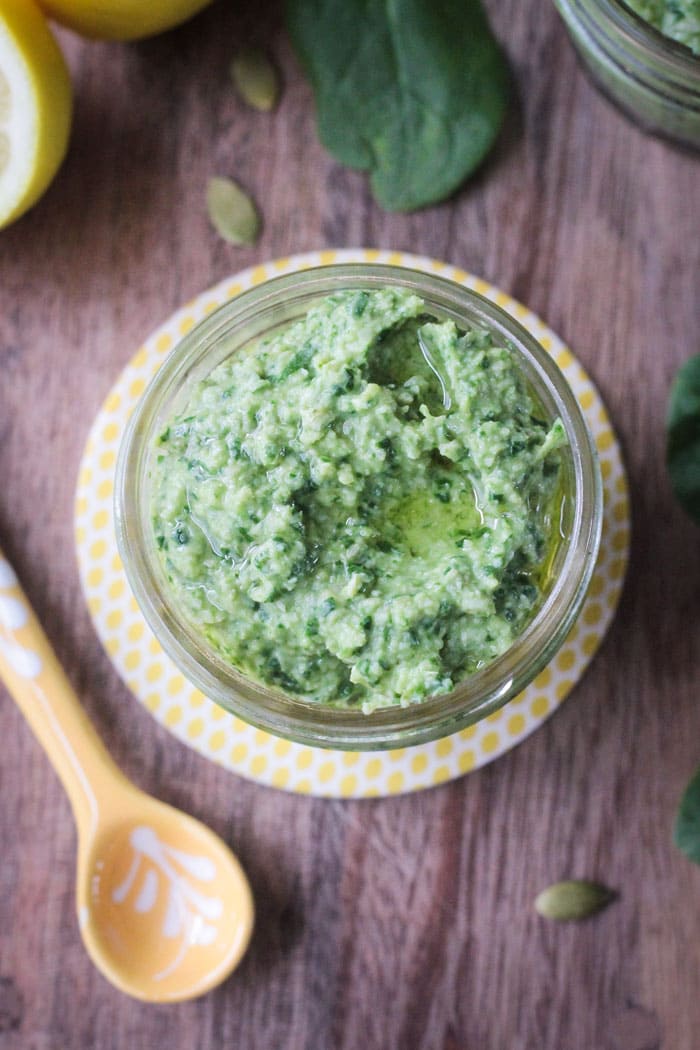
[
  {"x1": 151, "y1": 288, "x2": 566, "y2": 712},
  {"x1": 625, "y1": 0, "x2": 700, "y2": 54}
]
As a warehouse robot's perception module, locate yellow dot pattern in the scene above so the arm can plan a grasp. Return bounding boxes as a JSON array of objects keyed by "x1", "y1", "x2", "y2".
[{"x1": 74, "y1": 251, "x2": 629, "y2": 799}]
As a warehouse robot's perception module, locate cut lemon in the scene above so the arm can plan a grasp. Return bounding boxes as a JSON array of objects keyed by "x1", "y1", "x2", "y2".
[
  {"x1": 0, "y1": 0, "x2": 72, "y2": 229},
  {"x1": 38, "y1": 0, "x2": 214, "y2": 41}
]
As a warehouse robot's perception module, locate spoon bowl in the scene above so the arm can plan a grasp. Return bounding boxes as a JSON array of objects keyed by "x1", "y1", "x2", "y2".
[
  {"x1": 0, "y1": 550, "x2": 254, "y2": 1000},
  {"x1": 79, "y1": 794, "x2": 253, "y2": 1002}
]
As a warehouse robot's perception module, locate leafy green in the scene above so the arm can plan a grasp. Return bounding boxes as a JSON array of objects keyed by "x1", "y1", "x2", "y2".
[
  {"x1": 667, "y1": 360, "x2": 700, "y2": 863},
  {"x1": 286, "y1": 0, "x2": 509, "y2": 211},
  {"x1": 667, "y1": 354, "x2": 700, "y2": 524},
  {"x1": 674, "y1": 766, "x2": 700, "y2": 865}
]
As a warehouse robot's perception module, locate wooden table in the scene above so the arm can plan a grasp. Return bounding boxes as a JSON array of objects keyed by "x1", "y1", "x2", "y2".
[{"x1": 1, "y1": 1, "x2": 699, "y2": 1046}]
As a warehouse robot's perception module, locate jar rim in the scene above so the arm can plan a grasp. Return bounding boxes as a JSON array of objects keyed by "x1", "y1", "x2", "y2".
[{"x1": 114, "y1": 263, "x2": 603, "y2": 750}]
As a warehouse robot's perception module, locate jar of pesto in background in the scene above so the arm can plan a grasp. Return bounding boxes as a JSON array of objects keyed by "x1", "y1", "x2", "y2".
[
  {"x1": 553, "y1": 0, "x2": 700, "y2": 148},
  {"x1": 115, "y1": 265, "x2": 602, "y2": 751}
]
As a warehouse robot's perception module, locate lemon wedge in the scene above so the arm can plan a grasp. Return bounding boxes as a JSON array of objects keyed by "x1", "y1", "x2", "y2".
[
  {"x1": 0, "y1": 0, "x2": 72, "y2": 229},
  {"x1": 38, "y1": 0, "x2": 214, "y2": 41}
]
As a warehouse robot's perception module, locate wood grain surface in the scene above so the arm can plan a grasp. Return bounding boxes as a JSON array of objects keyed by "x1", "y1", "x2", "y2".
[{"x1": 1, "y1": 1, "x2": 699, "y2": 1047}]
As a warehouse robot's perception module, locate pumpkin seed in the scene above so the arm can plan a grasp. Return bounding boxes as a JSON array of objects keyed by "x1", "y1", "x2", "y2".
[
  {"x1": 534, "y1": 880, "x2": 615, "y2": 921},
  {"x1": 230, "y1": 48, "x2": 279, "y2": 112},
  {"x1": 206, "y1": 177, "x2": 260, "y2": 247}
]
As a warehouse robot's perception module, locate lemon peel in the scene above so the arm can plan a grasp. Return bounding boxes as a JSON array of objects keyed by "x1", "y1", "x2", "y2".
[
  {"x1": 38, "y1": 0, "x2": 214, "y2": 41},
  {"x1": 0, "y1": 0, "x2": 72, "y2": 229}
]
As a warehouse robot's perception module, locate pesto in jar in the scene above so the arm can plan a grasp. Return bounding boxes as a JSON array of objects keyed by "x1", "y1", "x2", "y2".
[
  {"x1": 151, "y1": 288, "x2": 566, "y2": 712},
  {"x1": 625, "y1": 0, "x2": 700, "y2": 54}
]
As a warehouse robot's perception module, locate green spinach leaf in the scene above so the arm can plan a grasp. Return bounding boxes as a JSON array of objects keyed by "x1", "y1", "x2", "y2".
[
  {"x1": 286, "y1": 0, "x2": 509, "y2": 211},
  {"x1": 667, "y1": 354, "x2": 700, "y2": 524},
  {"x1": 674, "y1": 766, "x2": 700, "y2": 865}
]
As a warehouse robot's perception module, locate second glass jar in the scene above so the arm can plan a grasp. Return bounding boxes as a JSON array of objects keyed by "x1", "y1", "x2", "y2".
[{"x1": 554, "y1": 0, "x2": 700, "y2": 148}]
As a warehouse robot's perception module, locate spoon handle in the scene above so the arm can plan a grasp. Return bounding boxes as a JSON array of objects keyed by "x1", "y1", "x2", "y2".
[{"x1": 0, "y1": 547, "x2": 126, "y2": 835}]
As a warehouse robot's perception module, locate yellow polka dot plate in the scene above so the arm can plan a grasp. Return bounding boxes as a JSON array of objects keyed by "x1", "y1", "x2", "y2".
[{"x1": 75, "y1": 250, "x2": 630, "y2": 798}]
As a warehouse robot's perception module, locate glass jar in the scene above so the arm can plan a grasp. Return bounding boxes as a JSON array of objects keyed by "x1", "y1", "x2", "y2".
[
  {"x1": 115, "y1": 264, "x2": 602, "y2": 751},
  {"x1": 553, "y1": 0, "x2": 700, "y2": 148}
]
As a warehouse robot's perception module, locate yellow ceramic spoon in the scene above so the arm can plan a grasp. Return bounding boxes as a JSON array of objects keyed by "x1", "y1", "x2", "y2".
[{"x1": 0, "y1": 547, "x2": 254, "y2": 1002}]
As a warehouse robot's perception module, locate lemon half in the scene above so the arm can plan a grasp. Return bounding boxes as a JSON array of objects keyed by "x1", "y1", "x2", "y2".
[
  {"x1": 0, "y1": 0, "x2": 72, "y2": 229},
  {"x1": 38, "y1": 0, "x2": 214, "y2": 41}
]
